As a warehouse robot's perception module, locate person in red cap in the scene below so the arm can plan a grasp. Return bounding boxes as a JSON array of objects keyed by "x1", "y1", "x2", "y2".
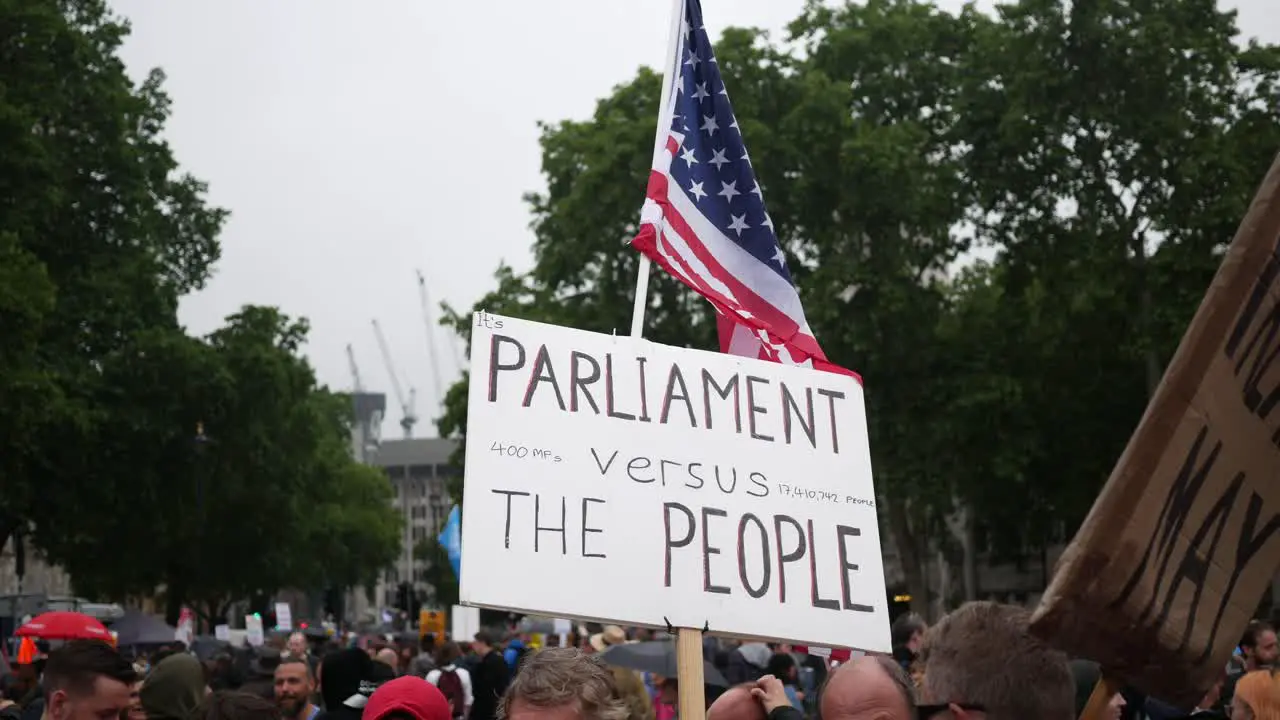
[{"x1": 362, "y1": 677, "x2": 451, "y2": 720}]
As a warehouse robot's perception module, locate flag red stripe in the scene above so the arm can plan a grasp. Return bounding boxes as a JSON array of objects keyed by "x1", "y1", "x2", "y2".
[{"x1": 639, "y1": 170, "x2": 825, "y2": 360}]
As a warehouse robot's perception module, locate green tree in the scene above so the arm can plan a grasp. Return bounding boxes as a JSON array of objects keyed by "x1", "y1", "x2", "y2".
[
  {"x1": 42, "y1": 307, "x2": 401, "y2": 624},
  {"x1": 954, "y1": 0, "x2": 1280, "y2": 547},
  {"x1": 306, "y1": 393, "x2": 404, "y2": 594},
  {"x1": 414, "y1": 537, "x2": 459, "y2": 610},
  {"x1": 0, "y1": 0, "x2": 226, "y2": 555},
  {"x1": 0, "y1": 234, "x2": 56, "y2": 547},
  {"x1": 0, "y1": 1, "x2": 406, "y2": 623}
]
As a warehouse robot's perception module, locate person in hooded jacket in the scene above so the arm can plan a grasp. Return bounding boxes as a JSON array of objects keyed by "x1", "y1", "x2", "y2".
[{"x1": 140, "y1": 655, "x2": 208, "y2": 720}]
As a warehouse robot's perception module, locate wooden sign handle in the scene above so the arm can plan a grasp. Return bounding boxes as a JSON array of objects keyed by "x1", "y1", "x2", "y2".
[
  {"x1": 1079, "y1": 675, "x2": 1122, "y2": 720},
  {"x1": 677, "y1": 627, "x2": 707, "y2": 720}
]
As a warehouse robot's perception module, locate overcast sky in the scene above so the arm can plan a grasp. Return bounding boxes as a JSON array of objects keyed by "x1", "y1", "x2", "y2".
[{"x1": 110, "y1": 0, "x2": 1277, "y2": 439}]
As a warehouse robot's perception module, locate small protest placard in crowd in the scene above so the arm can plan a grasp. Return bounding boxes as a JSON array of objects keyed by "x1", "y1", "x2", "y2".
[
  {"x1": 245, "y1": 614, "x2": 265, "y2": 647},
  {"x1": 459, "y1": 312, "x2": 889, "y2": 652},
  {"x1": 275, "y1": 602, "x2": 292, "y2": 632},
  {"x1": 1031, "y1": 154, "x2": 1280, "y2": 708}
]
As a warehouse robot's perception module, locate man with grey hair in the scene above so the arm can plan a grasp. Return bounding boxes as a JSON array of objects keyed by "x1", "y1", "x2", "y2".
[
  {"x1": 917, "y1": 601, "x2": 1075, "y2": 720},
  {"x1": 286, "y1": 632, "x2": 317, "y2": 677},
  {"x1": 498, "y1": 648, "x2": 627, "y2": 720}
]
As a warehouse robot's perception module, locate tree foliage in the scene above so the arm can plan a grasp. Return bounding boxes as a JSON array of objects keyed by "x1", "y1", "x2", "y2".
[
  {"x1": 36, "y1": 307, "x2": 401, "y2": 623},
  {"x1": 414, "y1": 537, "x2": 459, "y2": 610},
  {"x1": 437, "y1": 0, "x2": 1280, "y2": 614},
  {"x1": 0, "y1": 0, "x2": 402, "y2": 622},
  {"x1": 0, "y1": 0, "x2": 224, "y2": 547}
]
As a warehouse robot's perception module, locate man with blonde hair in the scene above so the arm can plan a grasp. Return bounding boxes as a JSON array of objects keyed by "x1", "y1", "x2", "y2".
[
  {"x1": 498, "y1": 648, "x2": 626, "y2": 720},
  {"x1": 917, "y1": 601, "x2": 1074, "y2": 720}
]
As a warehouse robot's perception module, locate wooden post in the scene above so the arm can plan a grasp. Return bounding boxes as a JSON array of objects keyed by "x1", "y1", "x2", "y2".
[
  {"x1": 676, "y1": 627, "x2": 706, "y2": 720},
  {"x1": 1078, "y1": 676, "x2": 1121, "y2": 720}
]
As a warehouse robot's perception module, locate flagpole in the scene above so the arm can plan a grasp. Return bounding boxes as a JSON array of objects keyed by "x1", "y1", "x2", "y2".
[
  {"x1": 629, "y1": 258, "x2": 652, "y2": 338},
  {"x1": 630, "y1": 0, "x2": 686, "y2": 340}
]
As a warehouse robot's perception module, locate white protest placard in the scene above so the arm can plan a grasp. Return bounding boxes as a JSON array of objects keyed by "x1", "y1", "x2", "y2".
[
  {"x1": 175, "y1": 607, "x2": 194, "y2": 646},
  {"x1": 214, "y1": 624, "x2": 231, "y2": 641},
  {"x1": 460, "y1": 313, "x2": 890, "y2": 652},
  {"x1": 451, "y1": 605, "x2": 480, "y2": 642},
  {"x1": 275, "y1": 602, "x2": 293, "y2": 632},
  {"x1": 245, "y1": 614, "x2": 264, "y2": 647}
]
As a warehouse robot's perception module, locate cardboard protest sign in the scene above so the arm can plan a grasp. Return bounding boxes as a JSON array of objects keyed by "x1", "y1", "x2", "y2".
[
  {"x1": 459, "y1": 312, "x2": 890, "y2": 652},
  {"x1": 1030, "y1": 154, "x2": 1280, "y2": 708}
]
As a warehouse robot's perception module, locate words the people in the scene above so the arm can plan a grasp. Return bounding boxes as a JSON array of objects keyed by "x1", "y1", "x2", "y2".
[
  {"x1": 485, "y1": 488, "x2": 877, "y2": 613},
  {"x1": 483, "y1": 330, "x2": 850, "y2": 455}
]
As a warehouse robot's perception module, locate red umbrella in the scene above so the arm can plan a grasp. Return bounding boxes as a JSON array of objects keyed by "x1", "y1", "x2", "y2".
[{"x1": 16, "y1": 612, "x2": 110, "y2": 641}]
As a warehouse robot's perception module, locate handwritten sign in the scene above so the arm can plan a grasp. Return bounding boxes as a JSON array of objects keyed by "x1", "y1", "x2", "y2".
[
  {"x1": 459, "y1": 313, "x2": 890, "y2": 652},
  {"x1": 1030, "y1": 154, "x2": 1280, "y2": 708}
]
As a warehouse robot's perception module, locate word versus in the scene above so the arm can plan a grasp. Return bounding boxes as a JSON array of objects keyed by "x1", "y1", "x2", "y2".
[{"x1": 590, "y1": 448, "x2": 768, "y2": 498}]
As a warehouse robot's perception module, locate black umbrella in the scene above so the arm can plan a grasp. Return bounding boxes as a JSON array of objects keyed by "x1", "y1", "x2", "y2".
[
  {"x1": 108, "y1": 610, "x2": 177, "y2": 647},
  {"x1": 598, "y1": 640, "x2": 729, "y2": 687},
  {"x1": 190, "y1": 637, "x2": 232, "y2": 662}
]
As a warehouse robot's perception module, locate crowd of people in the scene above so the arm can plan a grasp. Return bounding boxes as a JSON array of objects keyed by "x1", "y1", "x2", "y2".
[{"x1": 0, "y1": 603, "x2": 1275, "y2": 720}]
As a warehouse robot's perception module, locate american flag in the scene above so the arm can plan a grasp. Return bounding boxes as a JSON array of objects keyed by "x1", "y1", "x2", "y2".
[{"x1": 630, "y1": 0, "x2": 855, "y2": 379}]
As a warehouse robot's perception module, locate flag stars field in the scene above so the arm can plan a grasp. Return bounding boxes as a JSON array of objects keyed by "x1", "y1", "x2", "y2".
[{"x1": 632, "y1": 0, "x2": 844, "y2": 372}]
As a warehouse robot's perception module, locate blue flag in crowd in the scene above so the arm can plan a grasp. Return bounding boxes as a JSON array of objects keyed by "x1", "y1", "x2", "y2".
[{"x1": 438, "y1": 505, "x2": 461, "y2": 578}]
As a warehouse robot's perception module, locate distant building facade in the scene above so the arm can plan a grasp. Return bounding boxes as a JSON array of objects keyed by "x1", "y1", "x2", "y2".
[
  {"x1": 368, "y1": 437, "x2": 458, "y2": 612},
  {"x1": 350, "y1": 392, "x2": 386, "y2": 464},
  {"x1": 0, "y1": 536, "x2": 72, "y2": 597}
]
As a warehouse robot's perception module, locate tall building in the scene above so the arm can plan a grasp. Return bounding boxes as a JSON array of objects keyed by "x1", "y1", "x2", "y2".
[
  {"x1": 350, "y1": 392, "x2": 387, "y2": 464},
  {"x1": 337, "y1": 391, "x2": 388, "y2": 623},
  {"x1": 367, "y1": 438, "x2": 459, "y2": 612}
]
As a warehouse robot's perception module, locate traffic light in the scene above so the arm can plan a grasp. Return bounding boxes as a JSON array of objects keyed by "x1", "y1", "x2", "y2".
[{"x1": 396, "y1": 582, "x2": 412, "y2": 611}]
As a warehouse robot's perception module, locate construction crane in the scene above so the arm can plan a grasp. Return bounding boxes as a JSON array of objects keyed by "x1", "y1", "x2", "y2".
[
  {"x1": 346, "y1": 343, "x2": 364, "y2": 393},
  {"x1": 372, "y1": 319, "x2": 417, "y2": 439},
  {"x1": 416, "y1": 270, "x2": 446, "y2": 419}
]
